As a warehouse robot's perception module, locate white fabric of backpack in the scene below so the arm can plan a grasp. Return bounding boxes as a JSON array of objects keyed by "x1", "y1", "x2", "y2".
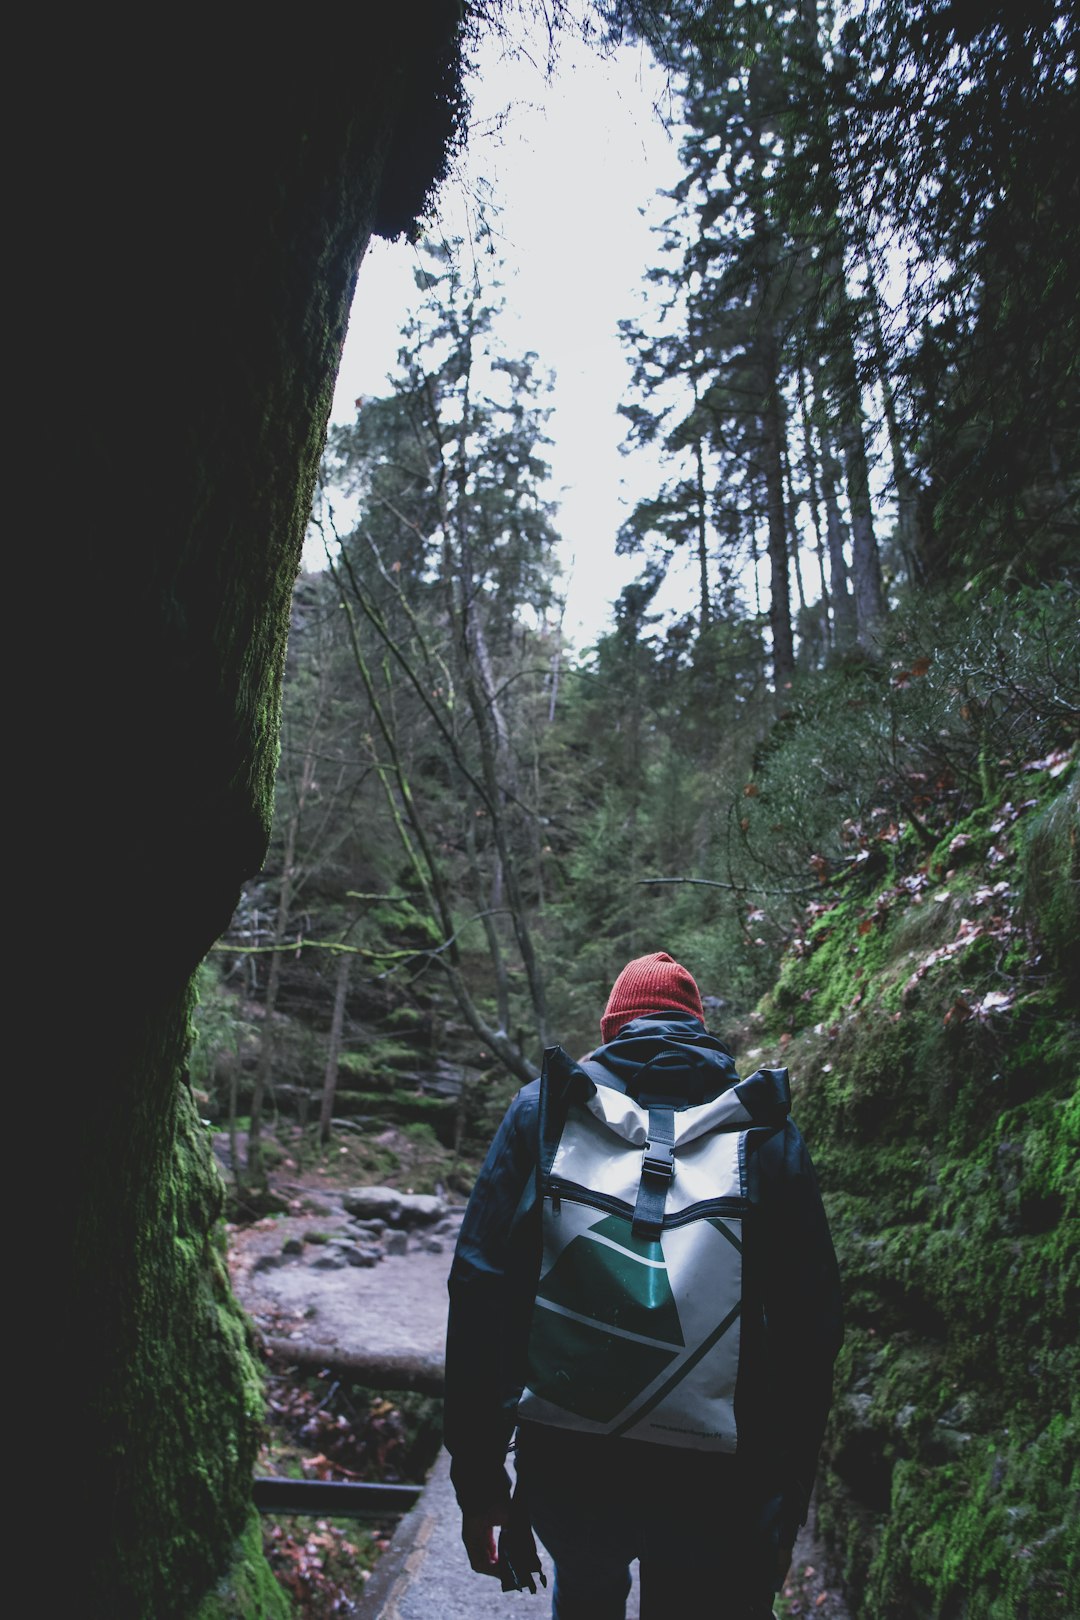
[{"x1": 517, "y1": 1048, "x2": 788, "y2": 1453}]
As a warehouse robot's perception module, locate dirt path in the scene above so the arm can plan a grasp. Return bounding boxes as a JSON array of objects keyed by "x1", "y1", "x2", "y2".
[{"x1": 226, "y1": 1201, "x2": 458, "y2": 1364}]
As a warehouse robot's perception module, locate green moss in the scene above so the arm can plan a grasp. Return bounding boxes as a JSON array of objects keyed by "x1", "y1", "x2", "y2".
[
  {"x1": 330, "y1": 1088, "x2": 456, "y2": 1140},
  {"x1": 402, "y1": 1120, "x2": 440, "y2": 1145},
  {"x1": 337, "y1": 1038, "x2": 423, "y2": 1082},
  {"x1": 871, "y1": 1410, "x2": 1079, "y2": 1619},
  {"x1": 124, "y1": 1088, "x2": 270, "y2": 1614},
  {"x1": 190, "y1": 1509, "x2": 292, "y2": 1620},
  {"x1": 384, "y1": 1003, "x2": 426, "y2": 1030},
  {"x1": 87, "y1": 980, "x2": 280, "y2": 1620},
  {"x1": 760, "y1": 767, "x2": 1079, "y2": 1620}
]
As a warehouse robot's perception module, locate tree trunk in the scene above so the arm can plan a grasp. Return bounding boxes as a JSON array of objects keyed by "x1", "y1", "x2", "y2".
[
  {"x1": 841, "y1": 408, "x2": 887, "y2": 650},
  {"x1": 444, "y1": 322, "x2": 550, "y2": 1051},
  {"x1": 694, "y1": 432, "x2": 712, "y2": 636},
  {"x1": 334, "y1": 563, "x2": 539, "y2": 1087},
  {"x1": 798, "y1": 364, "x2": 832, "y2": 641},
  {"x1": 319, "y1": 952, "x2": 352, "y2": 1146},
  {"x1": 748, "y1": 63, "x2": 795, "y2": 694},
  {"x1": 821, "y1": 246, "x2": 886, "y2": 649},
  {"x1": 784, "y1": 432, "x2": 808, "y2": 614},
  {"x1": 759, "y1": 333, "x2": 796, "y2": 692},
  {"x1": 818, "y1": 415, "x2": 858, "y2": 652},
  {"x1": 248, "y1": 715, "x2": 319, "y2": 1181},
  {"x1": 860, "y1": 242, "x2": 923, "y2": 585}
]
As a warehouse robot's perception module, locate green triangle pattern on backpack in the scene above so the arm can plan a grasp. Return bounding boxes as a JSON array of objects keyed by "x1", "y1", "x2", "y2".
[
  {"x1": 535, "y1": 1213, "x2": 685, "y2": 1344},
  {"x1": 526, "y1": 1303, "x2": 680, "y2": 1422}
]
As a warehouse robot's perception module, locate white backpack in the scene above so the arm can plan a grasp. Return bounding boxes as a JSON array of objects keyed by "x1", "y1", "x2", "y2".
[{"x1": 517, "y1": 1045, "x2": 789, "y2": 1452}]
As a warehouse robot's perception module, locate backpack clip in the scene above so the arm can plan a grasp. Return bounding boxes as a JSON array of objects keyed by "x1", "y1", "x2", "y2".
[
  {"x1": 641, "y1": 1139, "x2": 675, "y2": 1182},
  {"x1": 632, "y1": 1106, "x2": 676, "y2": 1239}
]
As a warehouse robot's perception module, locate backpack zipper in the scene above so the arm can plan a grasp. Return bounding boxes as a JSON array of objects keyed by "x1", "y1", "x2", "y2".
[{"x1": 546, "y1": 1175, "x2": 747, "y2": 1226}]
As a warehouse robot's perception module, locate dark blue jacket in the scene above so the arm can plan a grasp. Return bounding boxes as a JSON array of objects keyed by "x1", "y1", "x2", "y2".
[{"x1": 444, "y1": 1017, "x2": 843, "y2": 1542}]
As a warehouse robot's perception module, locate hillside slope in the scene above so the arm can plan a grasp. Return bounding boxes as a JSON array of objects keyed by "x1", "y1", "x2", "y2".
[{"x1": 749, "y1": 750, "x2": 1077, "y2": 1618}]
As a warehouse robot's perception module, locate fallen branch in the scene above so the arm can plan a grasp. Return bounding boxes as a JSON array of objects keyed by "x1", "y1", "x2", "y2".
[
  {"x1": 263, "y1": 1339, "x2": 445, "y2": 1396},
  {"x1": 637, "y1": 875, "x2": 824, "y2": 897}
]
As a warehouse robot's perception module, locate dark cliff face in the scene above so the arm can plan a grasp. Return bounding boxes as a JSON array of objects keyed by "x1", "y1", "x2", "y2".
[
  {"x1": 750, "y1": 766, "x2": 1078, "y2": 1618},
  {"x1": 41, "y1": 13, "x2": 469, "y2": 1617}
]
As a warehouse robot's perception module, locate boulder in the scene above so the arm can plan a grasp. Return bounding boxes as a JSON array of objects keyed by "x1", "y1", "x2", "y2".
[
  {"x1": 342, "y1": 1186, "x2": 446, "y2": 1228},
  {"x1": 330, "y1": 1242, "x2": 382, "y2": 1268}
]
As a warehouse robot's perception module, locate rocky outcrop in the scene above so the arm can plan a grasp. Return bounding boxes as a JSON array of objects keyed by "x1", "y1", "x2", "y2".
[{"x1": 53, "y1": 13, "x2": 472, "y2": 1619}]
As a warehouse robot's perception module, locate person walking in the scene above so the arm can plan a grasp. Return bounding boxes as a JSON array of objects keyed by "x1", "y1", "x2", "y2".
[{"x1": 444, "y1": 951, "x2": 843, "y2": 1618}]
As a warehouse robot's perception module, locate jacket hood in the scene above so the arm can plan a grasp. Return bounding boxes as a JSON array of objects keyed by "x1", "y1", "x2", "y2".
[{"x1": 582, "y1": 1015, "x2": 739, "y2": 1106}]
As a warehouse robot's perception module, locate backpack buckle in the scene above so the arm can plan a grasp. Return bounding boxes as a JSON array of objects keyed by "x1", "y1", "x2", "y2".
[{"x1": 642, "y1": 1140, "x2": 675, "y2": 1182}]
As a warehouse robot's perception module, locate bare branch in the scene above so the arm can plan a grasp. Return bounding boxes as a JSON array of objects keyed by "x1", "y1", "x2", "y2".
[{"x1": 637, "y1": 875, "x2": 825, "y2": 897}]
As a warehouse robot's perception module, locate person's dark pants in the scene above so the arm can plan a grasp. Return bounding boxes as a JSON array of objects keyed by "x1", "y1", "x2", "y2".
[{"x1": 515, "y1": 1425, "x2": 778, "y2": 1620}]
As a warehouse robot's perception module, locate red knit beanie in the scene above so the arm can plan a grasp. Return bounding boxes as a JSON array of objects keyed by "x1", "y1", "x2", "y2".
[{"x1": 600, "y1": 952, "x2": 705, "y2": 1045}]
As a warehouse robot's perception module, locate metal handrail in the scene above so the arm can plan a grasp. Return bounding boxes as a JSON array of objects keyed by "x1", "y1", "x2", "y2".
[{"x1": 252, "y1": 1476, "x2": 423, "y2": 1518}]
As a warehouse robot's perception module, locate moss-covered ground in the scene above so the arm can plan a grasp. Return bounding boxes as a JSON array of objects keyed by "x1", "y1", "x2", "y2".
[{"x1": 744, "y1": 760, "x2": 1078, "y2": 1618}]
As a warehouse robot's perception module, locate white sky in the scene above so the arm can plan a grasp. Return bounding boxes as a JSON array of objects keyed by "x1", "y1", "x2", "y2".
[{"x1": 319, "y1": 22, "x2": 699, "y2": 654}]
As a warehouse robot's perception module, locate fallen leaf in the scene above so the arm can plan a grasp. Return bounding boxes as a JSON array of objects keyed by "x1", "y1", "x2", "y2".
[
  {"x1": 1025, "y1": 748, "x2": 1072, "y2": 776},
  {"x1": 973, "y1": 990, "x2": 1015, "y2": 1021}
]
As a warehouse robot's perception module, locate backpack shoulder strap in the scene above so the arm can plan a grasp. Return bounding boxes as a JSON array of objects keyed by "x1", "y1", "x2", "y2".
[{"x1": 536, "y1": 1045, "x2": 595, "y2": 1201}]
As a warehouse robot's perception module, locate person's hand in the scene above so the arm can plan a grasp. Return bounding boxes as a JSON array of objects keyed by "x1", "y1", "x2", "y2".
[{"x1": 461, "y1": 1508, "x2": 505, "y2": 1577}]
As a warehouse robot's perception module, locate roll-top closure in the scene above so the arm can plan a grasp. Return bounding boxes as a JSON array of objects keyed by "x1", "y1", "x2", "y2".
[{"x1": 583, "y1": 1077, "x2": 752, "y2": 1146}]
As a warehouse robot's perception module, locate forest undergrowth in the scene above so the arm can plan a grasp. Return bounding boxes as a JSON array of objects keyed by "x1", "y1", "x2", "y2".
[{"x1": 257, "y1": 1361, "x2": 442, "y2": 1618}]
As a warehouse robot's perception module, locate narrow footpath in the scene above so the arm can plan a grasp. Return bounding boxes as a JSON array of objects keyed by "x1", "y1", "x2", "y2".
[
  {"x1": 352, "y1": 1450, "x2": 842, "y2": 1620},
  {"x1": 354, "y1": 1450, "x2": 640, "y2": 1619}
]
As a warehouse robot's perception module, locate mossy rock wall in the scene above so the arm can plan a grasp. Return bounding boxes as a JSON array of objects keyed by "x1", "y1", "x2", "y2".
[
  {"x1": 55, "y1": 14, "x2": 468, "y2": 1617},
  {"x1": 89, "y1": 1006, "x2": 270, "y2": 1615},
  {"x1": 751, "y1": 767, "x2": 1078, "y2": 1618}
]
